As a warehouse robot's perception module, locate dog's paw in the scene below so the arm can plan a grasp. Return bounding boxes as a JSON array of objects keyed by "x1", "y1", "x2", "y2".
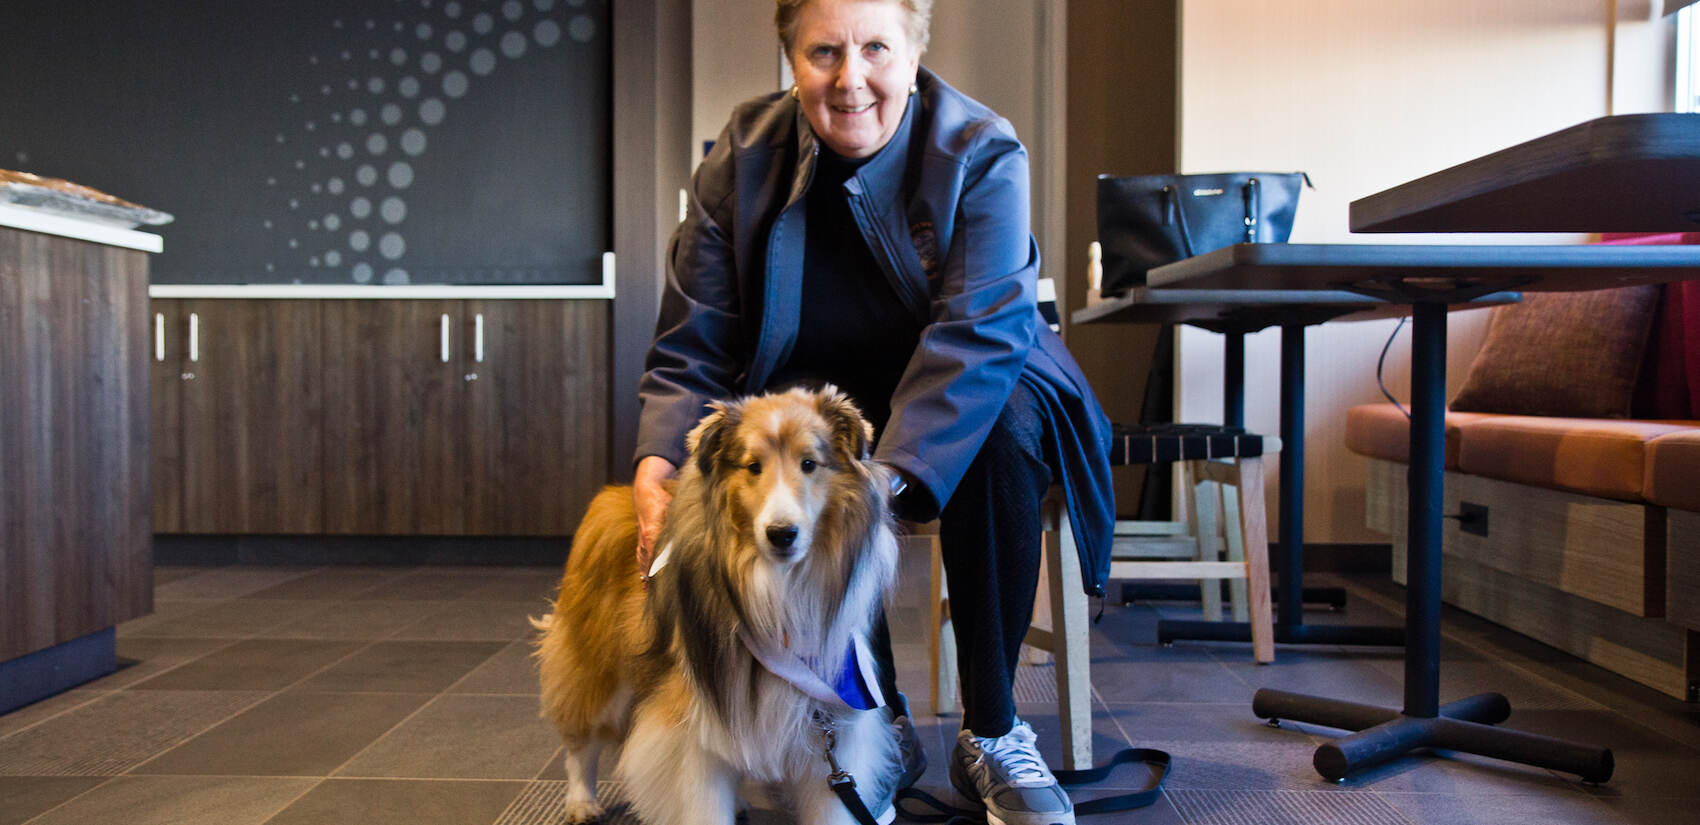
[{"x1": 563, "y1": 798, "x2": 605, "y2": 824}]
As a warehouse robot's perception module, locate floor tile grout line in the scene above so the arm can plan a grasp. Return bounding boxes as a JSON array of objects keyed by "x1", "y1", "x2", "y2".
[
  {"x1": 322, "y1": 684, "x2": 457, "y2": 779},
  {"x1": 0, "y1": 634, "x2": 253, "y2": 744},
  {"x1": 254, "y1": 777, "x2": 332, "y2": 825},
  {"x1": 440, "y1": 636, "x2": 534, "y2": 696},
  {"x1": 118, "y1": 635, "x2": 388, "y2": 777},
  {"x1": 16, "y1": 773, "x2": 132, "y2": 825}
]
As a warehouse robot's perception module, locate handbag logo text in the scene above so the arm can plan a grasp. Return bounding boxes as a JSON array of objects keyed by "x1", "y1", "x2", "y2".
[{"x1": 1192, "y1": 188, "x2": 1224, "y2": 197}]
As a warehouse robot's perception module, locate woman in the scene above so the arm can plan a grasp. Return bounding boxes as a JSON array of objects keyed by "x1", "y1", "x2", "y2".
[{"x1": 633, "y1": 2, "x2": 1113, "y2": 823}]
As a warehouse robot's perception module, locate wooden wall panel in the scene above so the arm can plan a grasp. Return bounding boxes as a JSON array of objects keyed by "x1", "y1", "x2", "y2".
[
  {"x1": 1367, "y1": 456, "x2": 1695, "y2": 699},
  {"x1": 1670, "y1": 509, "x2": 1700, "y2": 634}
]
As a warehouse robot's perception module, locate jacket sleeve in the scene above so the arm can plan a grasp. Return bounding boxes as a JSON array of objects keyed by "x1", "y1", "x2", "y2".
[
  {"x1": 634, "y1": 137, "x2": 746, "y2": 469},
  {"x1": 873, "y1": 119, "x2": 1040, "y2": 519}
]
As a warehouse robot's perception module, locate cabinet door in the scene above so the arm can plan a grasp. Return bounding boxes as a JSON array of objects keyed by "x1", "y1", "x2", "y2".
[
  {"x1": 462, "y1": 300, "x2": 609, "y2": 535},
  {"x1": 178, "y1": 300, "x2": 324, "y2": 533},
  {"x1": 150, "y1": 300, "x2": 186, "y2": 533},
  {"x1": 322, "y1": 300, "x2": 466, "y2": 534}
]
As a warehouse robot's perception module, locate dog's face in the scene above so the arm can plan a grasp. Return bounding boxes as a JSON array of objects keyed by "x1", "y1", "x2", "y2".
[{"x1": 685, "y1": 386, "x2": 877, "y2": 565}]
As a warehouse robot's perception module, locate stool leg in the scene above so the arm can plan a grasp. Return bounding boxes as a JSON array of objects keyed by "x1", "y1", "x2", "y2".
[
  {"x1": 1235, "y1": 457, "x2": 1275, "y2": 664},
  {"x1": 1046, "y1": 510, "x2": 1093, "y2": 770},
  {"x1": 1186, "y1": 460, "x2": 1225, "y2": 621},
  {"x1": 1221, "y1": 474, "x2": 1250, "y2": 623},
  {"x1": 928, "y1": 534, "x2": 957, "y2": 716}
]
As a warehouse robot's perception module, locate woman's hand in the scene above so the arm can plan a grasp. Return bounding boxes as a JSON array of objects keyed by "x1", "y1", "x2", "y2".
[{"x1": 633, "y1": 455, "x2": 678, "y2": 572}]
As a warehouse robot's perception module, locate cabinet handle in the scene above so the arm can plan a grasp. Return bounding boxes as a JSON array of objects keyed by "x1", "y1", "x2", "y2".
[
  {"x1": 155, "y1": 313, "x2": 165, "y2": 362},
  {"x1": 440, "y1": 313, "x2": 450, "y2": 363},
  {"x1": 474, "y1": 313, "x2": 484, "y2": 363},
  {"x1": 189, "y1": 313, "x2": 199, "y2": 362}
]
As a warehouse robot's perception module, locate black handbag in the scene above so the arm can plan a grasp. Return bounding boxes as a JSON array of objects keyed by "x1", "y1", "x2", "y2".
[{"x1": 1095, "y1": 171, "x2": 1312, "y2": 296}]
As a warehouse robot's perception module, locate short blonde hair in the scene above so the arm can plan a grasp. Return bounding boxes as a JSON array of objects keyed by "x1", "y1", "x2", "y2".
[{"x1": 775, "y1": 0, "x2": 932, "y2": 57}]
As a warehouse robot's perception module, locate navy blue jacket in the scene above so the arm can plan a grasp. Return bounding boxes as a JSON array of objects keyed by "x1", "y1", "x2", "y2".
[{"x1": 635, "y1": 68, "x2": 1115, "y2": 595}]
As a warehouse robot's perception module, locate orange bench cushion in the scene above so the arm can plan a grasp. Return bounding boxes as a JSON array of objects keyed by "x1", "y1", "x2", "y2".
[
  {"x1": 1344, "y1": 404, "x2": 1491, "y2": 469},
  {"x1": 1646, "y1": 429, "x2": 1700, "y2": 511},
  {"x1": 1455, "y1": 417, "x2": 1698, "y2": 502}
]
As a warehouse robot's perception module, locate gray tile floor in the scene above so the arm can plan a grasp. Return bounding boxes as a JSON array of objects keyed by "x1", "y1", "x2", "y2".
[{"x1": 2, "y1": 548, "x2": 1697, "y2": 825}]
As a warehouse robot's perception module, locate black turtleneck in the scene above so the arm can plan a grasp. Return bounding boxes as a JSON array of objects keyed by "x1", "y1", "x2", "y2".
[{"x1": 768, "y1": 148, "x2": 922, "y2": 432}]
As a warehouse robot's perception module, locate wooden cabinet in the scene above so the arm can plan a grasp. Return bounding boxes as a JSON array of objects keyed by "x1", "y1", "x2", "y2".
[
  {"x1": 1, "y1": 225, "x2": 152, "y2": 663},
  {"x1": 152, "y1": 298, "x2": 608, "y2": 537},
  {"x1": 153, "y1": 300, "x2": 323, "y2": 533},
  {"x1": 463, "y1": 300, "x2": 609, "y2": 535},
  {"x1": 320, "y1": 300, "x2": 467, "y2": 534}
]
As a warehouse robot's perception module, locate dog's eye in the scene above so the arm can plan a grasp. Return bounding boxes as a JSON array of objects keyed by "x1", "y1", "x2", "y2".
[
  {"x1": 800, "y1": 458, "x2": 817, "y2": 474},
  {"x1": 746, "y1": 461, "x2": 762, "y2": 475}
]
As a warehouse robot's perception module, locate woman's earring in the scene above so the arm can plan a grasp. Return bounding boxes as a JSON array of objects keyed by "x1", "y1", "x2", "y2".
[
  {"x1": 791, "y1": 86, "x2": 799, "y2": 100},
  {"x1": 909, "y1": 83, "x2": 918, "y2": 95}
]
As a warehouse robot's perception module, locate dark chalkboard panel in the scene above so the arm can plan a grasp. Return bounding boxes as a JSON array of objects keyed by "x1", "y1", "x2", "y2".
[{"x1": 2, "y1": 0, "x2": 610, "y2": 286}]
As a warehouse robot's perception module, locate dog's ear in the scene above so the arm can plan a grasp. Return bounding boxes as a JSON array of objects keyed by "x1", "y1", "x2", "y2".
[
  {"x1": 816, "y1": 386, "x2": 873, "y2": 463},
  {"x1": 686, "y1": 400, "x2": 740, "y2": 477}
]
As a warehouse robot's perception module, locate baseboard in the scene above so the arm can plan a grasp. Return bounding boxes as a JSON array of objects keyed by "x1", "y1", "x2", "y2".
[
  {"x1": 0, "y1": 629, "x2": 116, "y2": 716},
  {"x1": 154, "y1": 534, "x2": 569, "y2": 567}
]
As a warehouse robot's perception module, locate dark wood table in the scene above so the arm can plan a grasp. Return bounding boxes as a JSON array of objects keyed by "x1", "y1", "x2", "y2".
[
  {"x1": 1349, "y1": 113, "x2": 1700, "y2": 233},
  {"x1": 1073, "y1": 287, "x2": 1511, "y2": 652},
  {"x1": 1148, "y1": 241, "x2": 1700, "y2": 783}
]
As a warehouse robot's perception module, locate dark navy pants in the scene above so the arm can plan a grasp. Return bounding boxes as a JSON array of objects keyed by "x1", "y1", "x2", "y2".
[{"x1": 873, "y1": 382, "x2": 1051, "y2": 738}]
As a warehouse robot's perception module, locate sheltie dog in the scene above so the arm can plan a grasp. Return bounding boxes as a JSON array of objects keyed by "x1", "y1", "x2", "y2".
[{"x1": 532, "y1": 386, "x2": 902, "y2": 825}]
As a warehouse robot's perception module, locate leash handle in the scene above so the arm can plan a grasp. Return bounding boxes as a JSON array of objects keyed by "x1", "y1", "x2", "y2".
[{"x1": 1055, "y1": 748, "x2": 1172, "y2": 814}]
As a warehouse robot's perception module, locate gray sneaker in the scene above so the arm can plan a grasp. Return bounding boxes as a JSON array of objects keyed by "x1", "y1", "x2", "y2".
[{"x1": 948, "y1": 719, "x2": 1074, "y2": 825}]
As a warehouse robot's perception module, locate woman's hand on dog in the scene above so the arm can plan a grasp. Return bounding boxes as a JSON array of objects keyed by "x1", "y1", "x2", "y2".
[{"x1": 633, "y1": 455, "x2": 677, "y2": 570}]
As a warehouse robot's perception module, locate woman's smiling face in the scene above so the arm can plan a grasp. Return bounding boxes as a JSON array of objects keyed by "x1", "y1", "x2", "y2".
[{"x1": 788, "y1": 0, "x2": 921, "y2": 159}]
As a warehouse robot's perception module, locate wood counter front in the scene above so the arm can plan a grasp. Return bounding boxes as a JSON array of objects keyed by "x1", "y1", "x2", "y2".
[{"x1": 0, "y1": 221, "x2": 153, "y2": 703}]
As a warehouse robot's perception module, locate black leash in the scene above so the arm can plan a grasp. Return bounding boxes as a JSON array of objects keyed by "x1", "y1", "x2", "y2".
[
  {"x1": 819, "y1": 714, "x2": 892, "y2": 825},
  {"x1": 892, "y1": 747, "x2": 1172, "y2": 823}
]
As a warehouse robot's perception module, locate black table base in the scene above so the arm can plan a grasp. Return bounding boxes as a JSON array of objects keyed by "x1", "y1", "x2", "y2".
[
  {"x1": 1243, "y1": 301, "x2": 1612, "y2": 783},
  {"x1": 1252, "y1": 689, "x2": 1614, "y2": 783}
]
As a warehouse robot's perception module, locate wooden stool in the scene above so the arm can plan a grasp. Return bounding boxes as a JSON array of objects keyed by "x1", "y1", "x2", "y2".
[{"x1": 927, "y1": 424, "x2": 1277, "y2": 770}]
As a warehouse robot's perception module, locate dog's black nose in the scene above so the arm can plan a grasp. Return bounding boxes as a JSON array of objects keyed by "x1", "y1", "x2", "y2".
[{"x1": 766, "y1": 524, "x2": 799, "y2": 549}]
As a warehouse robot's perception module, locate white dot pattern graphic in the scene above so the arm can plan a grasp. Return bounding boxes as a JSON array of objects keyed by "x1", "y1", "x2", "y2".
[{"x1": 267, "y1": 1, "x2": 590, "y2": 283}]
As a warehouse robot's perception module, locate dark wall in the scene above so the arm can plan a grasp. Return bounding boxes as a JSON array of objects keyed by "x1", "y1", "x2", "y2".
[{"x1": 2, "y1": 0, "x2": 609, "y2": 286}]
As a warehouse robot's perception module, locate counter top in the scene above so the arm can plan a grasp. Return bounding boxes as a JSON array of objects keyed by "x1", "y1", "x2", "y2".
[{"x1": 0, "y1": 203, "x2": 163, "y2": 253}]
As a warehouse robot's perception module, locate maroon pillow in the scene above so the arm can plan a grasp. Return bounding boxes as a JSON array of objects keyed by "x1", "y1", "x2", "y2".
[{"x1": 1450, "y1": 286, "x2": 1660, "y2": 419}]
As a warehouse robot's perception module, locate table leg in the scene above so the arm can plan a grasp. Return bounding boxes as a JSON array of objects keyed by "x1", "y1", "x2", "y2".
[
  {"x1": 1223, "y1": 329, "x2": 1245, "y2": 428},
  {"x1": 1252, "y1": 300, "x2": 1613, "y2": 784}
]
